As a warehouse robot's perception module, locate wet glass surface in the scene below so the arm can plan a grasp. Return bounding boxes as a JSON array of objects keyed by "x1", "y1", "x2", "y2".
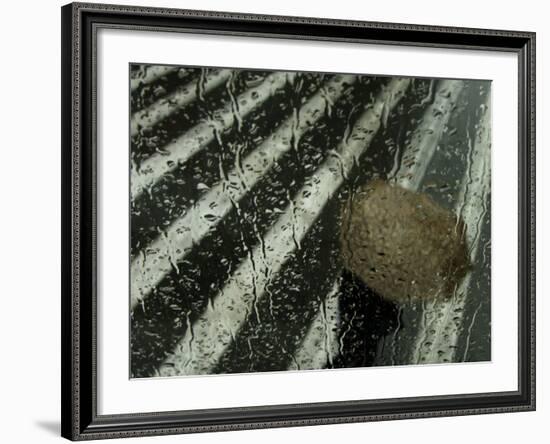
[{"x1": 129, "y1": 64, "x2": 491, "y2": 378}]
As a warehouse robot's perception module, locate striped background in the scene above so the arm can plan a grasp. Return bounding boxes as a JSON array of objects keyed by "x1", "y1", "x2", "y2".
[{"x1": 129, "y1": 65, "x2": 491, "y2": 378}]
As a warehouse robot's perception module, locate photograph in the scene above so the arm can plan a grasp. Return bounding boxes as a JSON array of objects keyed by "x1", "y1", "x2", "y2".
[{"x1": 129, "y1": 65, "x2": 492, "y2": 378}]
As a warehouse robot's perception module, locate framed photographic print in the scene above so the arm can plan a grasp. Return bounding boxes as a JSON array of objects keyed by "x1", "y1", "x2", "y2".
[{"x1": 61, "y1": 2, "x2": 536, "y2": 440}]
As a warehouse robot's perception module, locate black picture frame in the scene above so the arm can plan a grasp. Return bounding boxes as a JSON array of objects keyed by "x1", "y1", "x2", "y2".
[{"x1": 61, "y1": 2, "x2": 536, "y2": 440}]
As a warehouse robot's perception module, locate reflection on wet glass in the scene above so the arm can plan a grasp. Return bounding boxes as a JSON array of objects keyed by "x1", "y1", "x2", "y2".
[{"x1": 129, "y1": 64, "x2": 491, "y2": 378}]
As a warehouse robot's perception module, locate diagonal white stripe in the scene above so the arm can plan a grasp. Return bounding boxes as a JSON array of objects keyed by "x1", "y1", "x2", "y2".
[
  {"x1": 130, "y1": 69, "x2": 232, "y2": 137},
  {"x1": 294, "y1": 80, "x2": 463, "y2": 370},
  {"x1": 394, "y1": 80, "x2": 465, "y2": 190},
  {"x1": 413, "y1": 95, "x2": 491, "y2": 364},
  {"x1": 160, "y1": 78, "x2": 411, "y2": 376},
  {"x1": 293, "y1": 281, "x2": 341, "y2": 371},
  {"x1": 131, "y1": 71, "x2": 294, "y2": 200},
  {"x1": 130, "y1": 65, "x2": 179, "y2": 92},
  {"x1": 131, "y1": 74, "x2": 355, "y2": 309}
]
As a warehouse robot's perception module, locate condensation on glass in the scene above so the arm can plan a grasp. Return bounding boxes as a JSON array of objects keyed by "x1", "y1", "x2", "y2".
[{"x1": 128, "y1": 64, "x2": 491, "y2": 378}]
